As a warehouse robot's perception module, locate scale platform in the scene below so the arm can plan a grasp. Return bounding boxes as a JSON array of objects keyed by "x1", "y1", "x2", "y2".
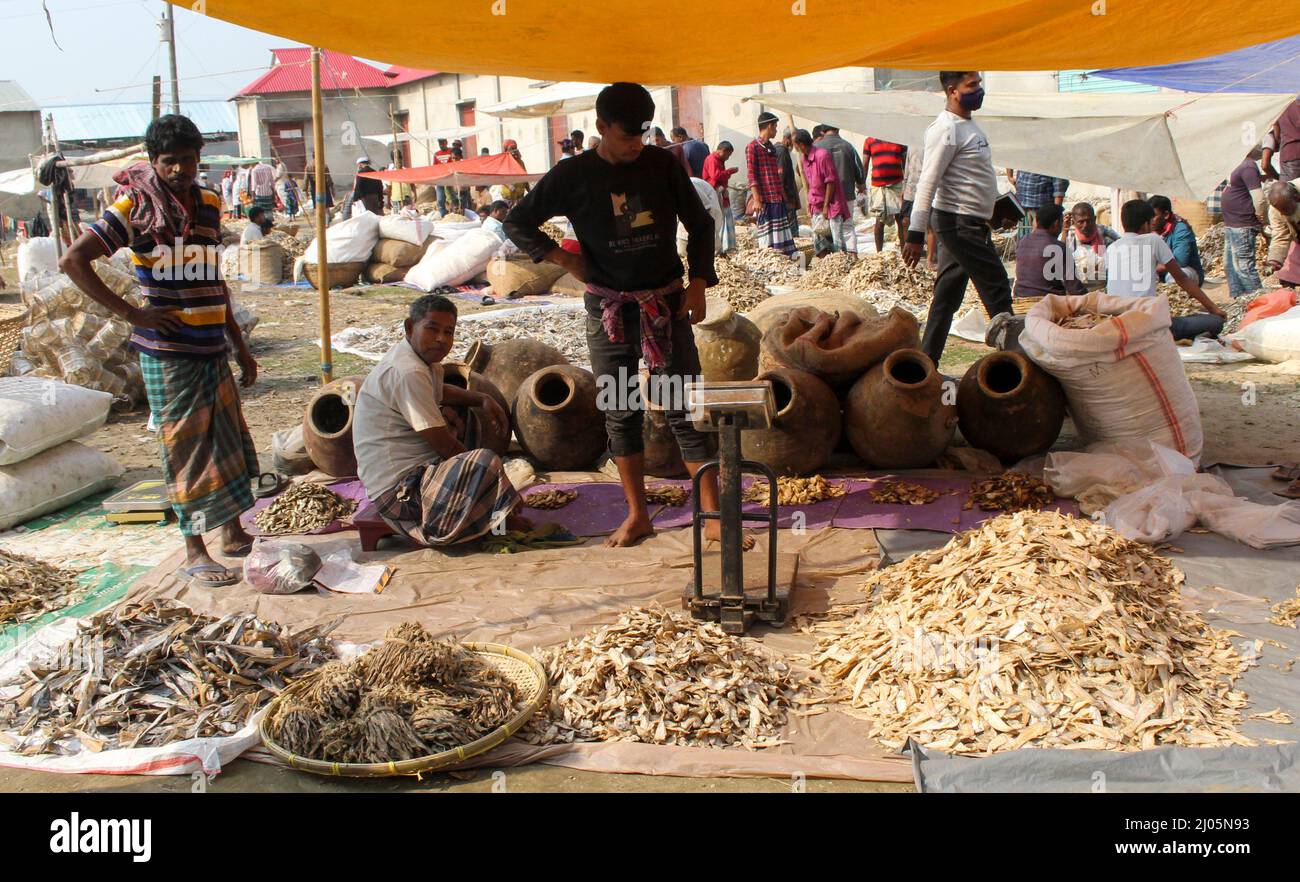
[{"x1": 683, "y1": 550, "x2": 799, "y2": 630}]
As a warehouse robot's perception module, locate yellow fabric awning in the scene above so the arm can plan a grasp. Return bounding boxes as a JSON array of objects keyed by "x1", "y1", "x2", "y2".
[{"x1": 188, "y1": 1, "x2": 1300, "y2": 86}]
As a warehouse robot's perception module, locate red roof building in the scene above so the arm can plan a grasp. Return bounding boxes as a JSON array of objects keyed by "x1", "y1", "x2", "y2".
[
  {"x1": 235, "y1": 48, "x2": 395, "y2": 97},
  {"x1": 382, "y1": 65, "x2": 441, "y2": 87}
]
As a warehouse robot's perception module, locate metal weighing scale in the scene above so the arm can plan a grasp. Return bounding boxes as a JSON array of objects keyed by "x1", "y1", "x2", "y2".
[{"x1": 682, "y1": 380, "x2": 800, "y2": 635}]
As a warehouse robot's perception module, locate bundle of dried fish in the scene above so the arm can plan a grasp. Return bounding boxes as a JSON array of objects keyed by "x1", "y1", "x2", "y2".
[
  {"x1": 966, "y1": 472, "x2": 1057, "y2": 512},
  {"x1": 0, "y1": 600, "x2": 339, "y2": 755},
  {"x1": 254, "y1": 482, "x2": 358, "y2": 535},
  {"x1": 645, "y1": 484, "x2": 689, "y2": 507},
  {"x1": 809, "y1": 511, "x2": 1255, "y2": 754},
  {"x1": 844, "y1": 252, "x2": 937, "y2": 306},
  {"x1": 264, "y1": 622, "x2": 518, "y2": 763},
  {"x1": 1269, "y1": 587, "x2": 1300, "y2": 628},
  {"x1": 793, "y1": 252, "x2": 858, "y2": 290},
  {"x1": 706, "y1": 255, "x2": 771, "y2": 312},
  {"x1": 524, "y1": 489, "x2": 578, "y2": 510},
  {"x1": 0, "y1": 550, "x2": 82, "y2": 627},
  {"x1": 521, "y1": 606, "x2": 804, "y2": 749},
  {"x1": 743, "y1": 475, "x2": 846, "y2": 506},
  {"x1": 870, "y1": 480, "x2": 940, "y2": 506},
  {"x1": 729, "y1": 233, "x2": 805, "y2": 284},
  {"x1": 540, "y1": 221, "x2": 567, "y2": 243},
  {"x1": 1056, "y1": 310, "x2": 1110, "y2": 330}
]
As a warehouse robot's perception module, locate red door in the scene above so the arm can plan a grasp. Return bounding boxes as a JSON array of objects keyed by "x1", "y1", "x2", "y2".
[
  {"x1": 672, "y1": 87, "x2": 704, "y2": 141},
  {"x1": 267, "y1": 121, "x2": 308, "y2": 173},
  {"x1": 458, "y1": 102, "x2": 477, "y2": 157},
  {"x1": 548, "y1": 114, "x2": 569, "y2": 165}
]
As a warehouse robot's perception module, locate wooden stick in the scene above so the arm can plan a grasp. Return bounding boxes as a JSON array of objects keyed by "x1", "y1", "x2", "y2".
[{"x1": 312, "y1": 47, "x2": 332, "y2": 385}]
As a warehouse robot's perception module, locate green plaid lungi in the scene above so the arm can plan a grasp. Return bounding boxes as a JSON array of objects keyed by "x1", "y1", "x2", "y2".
[{"x1": 140, "y1": 352, "x2": 258, "y2": 536}]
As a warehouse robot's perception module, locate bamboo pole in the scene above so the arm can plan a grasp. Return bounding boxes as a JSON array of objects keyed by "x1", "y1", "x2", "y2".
[{"x1": 312, "y1": 47, "x2": 332, "y2": 384}]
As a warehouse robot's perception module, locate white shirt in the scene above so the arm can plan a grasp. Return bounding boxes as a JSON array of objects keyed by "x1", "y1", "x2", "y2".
[
  {"x1": 353, "y1": 339, "x2": 447, "y2": 496},
  {"x1": 481, "y1": 215, "x2": 507, "y2": 240},
  {"x1": 909, "y1": 110, "x2": 999, "y2": 235},
  {"x1": 240, "y1": 223, "x2": 264, "y2": 245},
  {"x1": 250, "y1": 162, "x2": 276, "y2": 197},
  {"x1": 1105, "y1": 232, "x2": 1174, "y2": 298}
]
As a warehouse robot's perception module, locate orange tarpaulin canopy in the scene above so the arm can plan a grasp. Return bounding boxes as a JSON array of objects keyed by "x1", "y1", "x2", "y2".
[
  {"x1": 358, "y1": 153, "x2": 543, "y2": 187},
  {"x1": 183, "y1": 1, "x2": 1299, "y2": 85}
]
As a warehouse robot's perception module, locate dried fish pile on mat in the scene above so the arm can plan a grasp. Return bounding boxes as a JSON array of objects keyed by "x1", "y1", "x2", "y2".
[
  {"x1": 707, "y1": 255, "x2": 771, "y2": 312},
  {"x1": 524, "y1": 489, "x2": 578, "y2": 510},
  {"x1": 808, "y1": 511, "x2": 1255, "y2": 754},
  {"x1": 870, "y1": 481, "x2": 940, "y2": 505},
  {"x1": 729, "y1": 235, "x2": 805, "y2": 284},
  {"x1": 254, "y1": 482, "x2": 358, "y2": 535},
  {"x1": 743, "y1": 475, "x2": 846, "y2": 506},
  {"x1": 521, "y1": 607, "x2": 805, "y2": 749},
  {"x1": 646, "y1": 484, "x2": 689, "y2": 507},
  {"x1": 1159, "y1": 286, "x2": 1255, "y2": 336},
  {"x1": 793, "y1": 252, "x2": 858, "y2": 290},
  {"x1": 339, "y1": 309, "x2": 589, "y2": 364},
  {"x1": 966, "y1": 472, "x2": 1058, "y2": 512},
  {"x1": 0, "y1": 600, "x2": 339, "y2": 755},
  {"x1": 263, "y1": 623, "x2": 518, "y2": 763},
  {"x1": 1269, "y1": 587, "x2": 1300, "y2": 628},
  {"x1": 0, "y1": 550, "x2": 82, "y2": 627},
  {"x1": 844, "y1": 252, "x2": 939, "y2": 310}
]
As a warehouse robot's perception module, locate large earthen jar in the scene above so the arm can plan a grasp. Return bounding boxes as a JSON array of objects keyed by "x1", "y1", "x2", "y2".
[
  {"x1": 692, "y1": 297, "x2": 761, "y2": 381},
  {"x1": 643, "y1": 407, "x2": 688, "y2": 478},
  {"x1": 740, "y1": 368, "x2": 841, "y2": 476},
  {"x1": 761, "y1": 305, "x2": 920, "y2": 388},
  {"x1": 441, "y1": 363, "x2": 512, "y2": 456},
  {"x1": 466, "y1": 337, "x2": 569, "y2": 409},
  {"x1": 302, "y1": 375, "x2": 366, "y2": 477},
  {"x1": 513, "y1": 365, "x2": 607, "y2": 470},
  {"x1": 845, "y1": 349, "x2": 956, "y2": 468},
  {"x1": 956, "y1": 351, "x2": 1066, "y2": 463}
]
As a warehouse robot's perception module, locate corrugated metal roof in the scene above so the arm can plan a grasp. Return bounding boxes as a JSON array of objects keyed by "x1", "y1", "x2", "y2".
[
  {"x1": 0, "y1": 81, "x2": 39, "y2": 114},
  {"x1": 46, "y1": 101, "x2": 238, "y2": 143},
  {"x1": 235, "y1": 48, "x2": 394, "y2": 96},
  {"x1": 383, "y1": 65, "x2": 441, "y2": 87}
]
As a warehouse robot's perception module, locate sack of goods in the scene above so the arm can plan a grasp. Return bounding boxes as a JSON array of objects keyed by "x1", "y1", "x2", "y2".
[
  {"x1": 371, "y1": 236, "x2": 433, "y2": 269},
  {"x1": 1229, "y1": 304, "x2": 1300, "y2": 364},
  {"x1": 16, "y1": 237, "x2": 58, "y2": 283},
  {"x1": 1020, "y1": 292, "x2": 1203, "y2": 464},
  {"x1": 485, "y1": 256, "x2": 565, "y2": 299},
  {"x1": 238, "y1": 240, "x2": 284, "y2": 285},
  {"x1": 364, "y1": 262, "x2": 407, "y2": 284},
  {"x1": 377, "y1": 213, "x2": 434, "y2": 246},
  {"x1": 404, "y1": 228, "x2": 500, "y2": 292},
  {"x1": 294, "y1": 211, "x2": 382, "y2": 280}
]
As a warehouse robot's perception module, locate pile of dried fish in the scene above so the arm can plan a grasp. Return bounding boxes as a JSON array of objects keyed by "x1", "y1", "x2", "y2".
[
  {"x1": 1198, "y1": 222, "x2": 1273, "y2": 278},
  {"x1": 524, "y1": 489, "x2": 578, "y2": 510},
  {"x1": 254, "y1": 482, "x2": 358, "y2": 535},
  {"x1": 521, "y1": 606, "x2": 804, "y2": 749},
  {"x1": 645, "y1": 484, "x2": 689, "y2": 507},
  {"x1": 707, "y1": 255, "x2": 772, "y2": 312},
  {"x1": 844, "y1": 252, "x2": 937, "y2": 307},
  {"x1": 729, "y1": 233, "x2": 805, "y2": 284},
  {"x1": 540, "y1": 221, "x2": 568, "y2": 243},
  {"x1": 0, "y1": 600, "x2": 339, "y2": 755},
  {"x1": 809, "y1": 511, "x2": 1255, "y2": 754},
  {"x1": 265, "y1": 229, "x2": 307, "y2": 260},
  {"x1": 870, "y1": 480, "x2": 940, "y2": 506},
  {"x1": 1269, "y1": 587, "x2": 1300, "y2": 628},
  {"x1": 793, "y1": 252, "x2": 858, "y2": 290},
  {"x1": 743, "y1": 475, "x2": 846, "y2": 506},
  {"x1": 336, "y1": 308, "x2": 590, "y2": 365},
  {"x1": 264, "y1": 622, "x2": 519, "y2": 763},
  {"x1": 0, "y1": 550, "x2": 82, "y2": 627},
  {"x1": 966, "y1": 472, "x2": 1058, "y2": 512}
]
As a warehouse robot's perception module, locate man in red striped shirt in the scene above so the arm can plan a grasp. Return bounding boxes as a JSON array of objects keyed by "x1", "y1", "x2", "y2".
[{"x1": 863, "y1": 136, "x2": 908, "y2": 252}]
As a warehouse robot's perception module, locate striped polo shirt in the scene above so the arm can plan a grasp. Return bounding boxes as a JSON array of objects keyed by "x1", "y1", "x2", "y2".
[
  {"x1": 862, "y1": 137, "x2": 906, "y2": 188},
  {"x1": 89, "y1": 186, "x2": 228, "y2": 359}
]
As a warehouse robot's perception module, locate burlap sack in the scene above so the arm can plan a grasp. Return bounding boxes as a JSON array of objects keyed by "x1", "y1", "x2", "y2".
[
  {"x1": 365, "y1": 262, "x2": 407, "y2": 284},
  {"x1": 485, "y1": 256, "x2": 566, "y2": 298},
  {"x1": 239, "y1": 241, "x2": 284, "y2": 286},
  {"x1": 372, "y1": 237, "x2": 431, "y2": 268},
  {"x1": 761, "y1": 305, "x2": 919, "y2": 386}
]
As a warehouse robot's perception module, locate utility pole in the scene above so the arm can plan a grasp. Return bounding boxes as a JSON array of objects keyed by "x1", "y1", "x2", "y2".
[
  {"x1": 161, "y1": 2, "x2": 180, "y2": 113},
  {"x1": 151, "y1": 75, "x2": 162, "y2": 121}
]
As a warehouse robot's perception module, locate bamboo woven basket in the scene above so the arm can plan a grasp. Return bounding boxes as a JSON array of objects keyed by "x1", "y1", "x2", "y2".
[
  {"x1": 0, "y1": 304, "x2": 28, "y2": 374},
  {"x1": 1011, "y1": 296, "x2": 1043, "y2": 316},
  {"x1": 259, "y1": 642, "x2": 549, "y2": 778},
  {"x1": 304, "y1": 260, "x2": 366, "y2": 290}
]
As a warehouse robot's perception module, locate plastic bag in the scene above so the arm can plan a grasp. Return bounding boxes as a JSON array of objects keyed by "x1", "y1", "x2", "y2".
[
  {"x1": 1230, "y1": 304, "x2": 1300, "y2": 364},
  {"x1": 243, "y1": 539, "x2": 322, "y2": 595},
  {"x1": 271, "y1": 425, "x2": 314, "y2": 475},
  {"x1": 1101, "y1": 473, "x2": 1232, "y2": 543},
  {"x1": 1045, "y1": 439, "x2": 1195, "y2": 514},
  {"x1": 1187, "y1": 494, "x2": 1300, "y2": 550}
]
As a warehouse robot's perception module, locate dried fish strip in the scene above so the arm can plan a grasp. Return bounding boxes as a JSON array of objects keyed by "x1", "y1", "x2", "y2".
[
  {"x1": 966, "y1": 472, "x2": 1057, "y2": 512},
  {"x1": 645, "y1": 484, "x2": 689, "y2": 507},
  {"x1": 0, "y1": 600, "x2": 339, "y2": 755},
  {"x1": 743, "y1": 475, "x2": 846, "y2": 506},
  {"x1": 0, "y1": 550, "x2": 82, "y2": 626},
  {"x1": 264, "y1": 622, "x2": 519, "y2": 763},
  {"x1": 1268, "y1": 587, "x2": 1300, "y2": 628},
  {"x1": 254, "y1": 482, "x2": 358, "y2": 535},
  {"x1": 524, "y1": 489, "x2": 578, "y2": 510},
  {"x1": 809, "y1": 511, "x2": 1254, "y2": 755},
  {"x1": 1247, "y1": 708, "x2": 1294, "y2": 725},
  {"x1": 520, "y1": 607, "x2": 805, "y2": 750},
  {"x1": 1056, "y1": 310, "x2": 1110, "y2": 331},
  {"x1": 869, "y1": 481, "x2": 940, "y2": 506}
]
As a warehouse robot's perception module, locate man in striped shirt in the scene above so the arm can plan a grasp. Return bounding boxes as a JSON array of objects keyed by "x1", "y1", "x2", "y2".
[
  {"x1": 746, "y1": 111, "x2": 797, "y2": 255},
  {"x1": 59, "y1": 114, "x2": 259, "y2": 589},
  {"x1": 250, "y1": 159, "x2": 276, "y2": 215},
  {"x1": 863, "y1": 136, "x2": 908, "y2": 252}
]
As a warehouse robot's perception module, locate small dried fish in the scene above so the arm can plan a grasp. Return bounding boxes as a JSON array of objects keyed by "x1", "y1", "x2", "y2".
[
  {"x1": 645, "y1": 484, "x2": 689, "y2": 507},
  {"x1": 744, "y1": 475, "x2": 846, "y2": 506},
  {"x1": 793, "y1": 252, "x2": 859, "y2": 290},
  {"x1": 524, "y1": 489, "x2": 578, "y2": 510},
  {"x1": 521, "y1": 606, "x2": 805, "y2": 750},
  {"x1": 870, "y1": 480, "x2": 940, "y2": 506},
  {"x1": 0, "y1": 550, "x2": 82, "y2": 626},
  {"x1": 1268, "y1": 587, "x2": 1300, "y2": 628},
  {"x1": 966, "y1": 472, "x2": 1057, "y2": 512},
  {"x1": 700, "y1": 254, "x2": 771, "y2": 312},
  {"x1": 1056, "y1": 310, "x2": 1111, "y2": 331},
  {"x1": 254, "y1": 482, "x2": 358, "y2": 535},
  {"x1": 1247, "y1": 708, "x2": 1294, "y2": 725}
]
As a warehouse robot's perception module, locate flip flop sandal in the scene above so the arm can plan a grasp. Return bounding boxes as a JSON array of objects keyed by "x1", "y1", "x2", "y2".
[
  {"x1": 1270, "y1": 463, "x2": 1300, "y2": 482},
  {"x1": 175, "y1": 563, "x2": 240, "y2": 588},
  {"x1": 253, "y1": 472, "x2": 287, "y2": 499},
  {"x1": 1275, "y1": 479, "x2": 1300, "y2": 500},
  {"x1": 220, "y1": 540, "x2": 255, "y2": 557}
]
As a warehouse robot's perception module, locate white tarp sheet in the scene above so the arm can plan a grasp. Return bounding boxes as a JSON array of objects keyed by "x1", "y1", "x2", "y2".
[
  {"x1": 480, "y1": 82, "x2": 605, "y2": 119},
  {"x1": 749, "y1": 90, "x2": 1296, "y2": 198}
]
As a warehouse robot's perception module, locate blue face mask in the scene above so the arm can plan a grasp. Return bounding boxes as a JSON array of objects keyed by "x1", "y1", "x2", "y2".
[{"x1": 959, "y1": 88, "x2": 986, "y2": 112}]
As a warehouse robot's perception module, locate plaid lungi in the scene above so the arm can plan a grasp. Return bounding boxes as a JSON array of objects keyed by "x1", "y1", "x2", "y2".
[
  {"x1": 139, "y1": 352, "x2": 258, "y2": 536},
  {"x1": 254, "y1": 194, "x2": 275, "y2": 213},
  {"x1": 755, "y1": 202, "x2": 796, "y2": 255}
]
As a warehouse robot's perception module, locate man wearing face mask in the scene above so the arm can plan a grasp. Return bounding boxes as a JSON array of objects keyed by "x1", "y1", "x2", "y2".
[{"x1": 902, "y1": 71, "x2": 1012, "y2": 365}]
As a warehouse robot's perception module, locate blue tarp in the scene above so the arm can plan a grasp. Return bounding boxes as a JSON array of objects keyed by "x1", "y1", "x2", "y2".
[{"x1": 1096, "y1": 36, "x2": 1300, "y2": 94}]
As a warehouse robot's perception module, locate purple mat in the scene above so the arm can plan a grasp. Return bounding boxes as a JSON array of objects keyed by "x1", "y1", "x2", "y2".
[
  {"x1": 241, "y1": 479, "x2": 371, "y2": 536},
  {"x1": 651, "y1": 476, "x2": 845, "y2": 531},
  {"x1": 832, "y1": 475, "x2": 1082, "y2": 533},
  {"x1": 522, "y1": 483, "x2": 631, "y2": 537}
]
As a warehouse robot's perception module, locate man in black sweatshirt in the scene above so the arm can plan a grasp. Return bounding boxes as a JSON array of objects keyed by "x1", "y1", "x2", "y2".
[{"x1": 506, "y1": 82, "x2": 750, "y2": 549}]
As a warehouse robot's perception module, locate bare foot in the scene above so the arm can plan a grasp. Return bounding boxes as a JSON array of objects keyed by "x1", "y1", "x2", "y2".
[
  {"x1": 506, "y1": 513, "x2": 534, "y2": 532},
  {"x1": 605, "y1": 512, "x2": 655, "y2": 547},
  {"x1": 220, "y1": 520, "x2": 255, "y2": 555},
  {"x1": 703, "y1": 521, "x2": 756, "y2": 549}
]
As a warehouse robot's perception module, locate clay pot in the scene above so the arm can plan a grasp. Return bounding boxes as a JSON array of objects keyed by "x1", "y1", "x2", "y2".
[
  {"x1": 740, "y1": 368, "x2": 841, "y2": 477},
  {"x1": 845, "y1": 349, "x2": 956, "y2": 469},
  {"x1": 513, "y1": 365, "x2": 607, "y2": 470},
  {"x1": 692, "y1": 297, "x2": 761, "y2": 381},
  {"x1": 442, "y1": 363, "x2": 511, "y2": 456},
  {"x1": 302, "y1": 375, "x2": 366, "y2": 477},
  {"x1": 761, "y1": 305, "x2": 920, "y2": 388},
  {"x1": 956, "y1": 351, "x2": 1066, "y2": 463},
  {"x1": 643, "y1": 407, "x2": 688, "y2": 478},
  {"x1": 466, "y1": 337, "x2": 569, "y2": 408}
]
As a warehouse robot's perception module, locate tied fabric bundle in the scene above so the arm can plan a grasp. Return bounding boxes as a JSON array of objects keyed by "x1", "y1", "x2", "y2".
[
  {"x1": 112, "y1": 161, "x2": 193, "y2": 245},
  {"x1": 587, "y1": 280, "x2": 680, "y2": 370}
]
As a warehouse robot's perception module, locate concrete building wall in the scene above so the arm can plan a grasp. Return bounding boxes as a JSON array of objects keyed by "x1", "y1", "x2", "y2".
[
  {"x1": 0, "y1": 110, "x2": 43, "y2": 172},
  {"x1": 237, "y1": 91, "x2": 395, "y2": 189}
]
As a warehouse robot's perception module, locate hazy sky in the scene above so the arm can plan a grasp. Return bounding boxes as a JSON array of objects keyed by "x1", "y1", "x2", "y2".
[{"x1": 4, "y1": 0, "x2": 378, "y2": 107}]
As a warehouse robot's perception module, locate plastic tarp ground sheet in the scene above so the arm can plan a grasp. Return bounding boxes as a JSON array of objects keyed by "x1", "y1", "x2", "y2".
[
  {"x1": 480, "y1": 82, "x2": 604, "y2": 119},
  {"x1": 1096, "y1": 36, "x2": 1300, "y2": 94},
  {"x1": 183, "y1": 2, "x2": 1298, "y2": 86},
  {"x1": 749, "y1": 90, "x2": 1297, "y2": 198}
]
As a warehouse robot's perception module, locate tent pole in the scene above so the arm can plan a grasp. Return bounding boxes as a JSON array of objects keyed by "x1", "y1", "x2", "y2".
[{"x1": 312, "y1": 47, "x2": 332, "y2": 384}]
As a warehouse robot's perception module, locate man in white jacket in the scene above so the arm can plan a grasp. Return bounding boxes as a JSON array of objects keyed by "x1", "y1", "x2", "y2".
[{"x1": 902, "y1": 71, "x2": 1012, "y2": 364}]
